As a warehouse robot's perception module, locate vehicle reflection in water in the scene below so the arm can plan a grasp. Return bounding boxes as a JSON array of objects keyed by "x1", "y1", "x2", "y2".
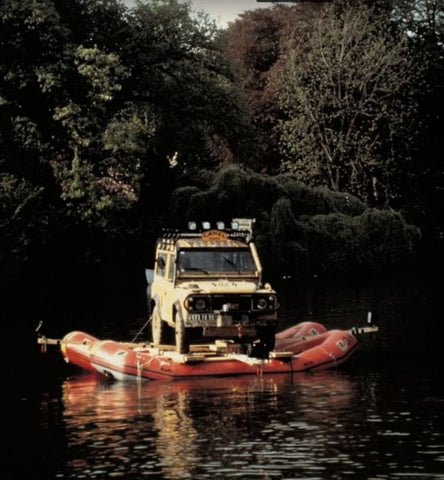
[
  {"x1": 34, "y1": 272, "x2": 443, "y2": 479},
  {"x1": 58, "y1": 370, "x2": 362, "y2": 479}
]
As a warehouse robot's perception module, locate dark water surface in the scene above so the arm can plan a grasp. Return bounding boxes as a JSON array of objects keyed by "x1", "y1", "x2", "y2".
[{"x1": 8, "y1": 271, "x2": 444, "y2": 479}]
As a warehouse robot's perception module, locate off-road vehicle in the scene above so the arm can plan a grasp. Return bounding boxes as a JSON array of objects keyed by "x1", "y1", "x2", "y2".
[{"x1": 146, "y1": 219, "x2": 278, "y2": 357}]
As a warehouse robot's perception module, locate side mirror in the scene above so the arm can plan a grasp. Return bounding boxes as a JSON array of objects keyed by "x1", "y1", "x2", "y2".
[{"x1": 156, "y1": 256, "x2": 165, "y2": 269}]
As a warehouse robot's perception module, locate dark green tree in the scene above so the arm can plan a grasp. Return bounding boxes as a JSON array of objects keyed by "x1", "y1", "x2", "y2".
[
  {"x1": 169, "y1": 165, "x2": 420, "y2": 277},
  {"x1": 224, "y1": 4, "x2": 323, "y2": 173},
  {"x1": 389, "y1": 0, "x2": 444, "y2": 239},
  {"x1": 0, "y1": 0, "x2": 138, "y2": 238},
  {"x1": 123, "y1": 0, "x2": 257, "y2": 175},
  {"x1": 0, "y1": 0, "x2": 258, "y2": 265},
  {"x1": 275, "y1": 2, "x2": 419, "y2": 206}
]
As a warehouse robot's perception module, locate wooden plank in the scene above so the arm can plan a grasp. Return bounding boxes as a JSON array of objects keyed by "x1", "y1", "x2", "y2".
[
  {"x1": 37, "y1": 337, "x2": 61, "y2": 346},
  {"x1": 161, "y1": 351, "x2": 207, "y2": 364},
  {"x1": 269, "y1": 351, "x2": 294, "y2": 359},
  {"x1": 350, "y1": 325, "x2": 379, "y2": 335},
  {"x1": 224, "y1": 353, "x2": 263, "y2": 367}
]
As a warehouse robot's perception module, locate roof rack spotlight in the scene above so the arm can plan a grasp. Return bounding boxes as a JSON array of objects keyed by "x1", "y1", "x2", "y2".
[
  {"x1": 233, "y1": 218, "x2": 255, "y2": 232},
  {"x1": 188, "y1": 221, "x2": 197, "y2": 231},
  {"x1": 231, "y1": 221, "x2": 239, "y2": 230},
  {"x1": 202, "y1": 221, "x2": 211, "y2": 230},
  {"x1": 216, "y1": 221, "x2": 225, "y2": 230}
]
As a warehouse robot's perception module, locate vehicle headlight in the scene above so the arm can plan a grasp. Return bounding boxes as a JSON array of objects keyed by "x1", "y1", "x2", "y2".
[
  {"x1": 195, "y1": 298, "x2": 207, "y2": 311},
  {"x1": 256, "y1": 298, "x2": 268, "y2": 310},
  {"x1": 254, "y1": 295, "x2": 277, "y2": 311},
  {"x1": 186, "y1": 296, "x2": 210, "y2": 312},
  {"x1": 268, "y1": 295, "x2": 277, "y2": 307}
]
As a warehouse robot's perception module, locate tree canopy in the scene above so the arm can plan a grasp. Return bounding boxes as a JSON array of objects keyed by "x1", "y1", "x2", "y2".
[
  {"x1": 0, "y1": 0, "x2": 441, "y2": 278},
  {"x1": 168, "y1": 165, "x2": 420, "y2": 277},
  {"x1": 276, "y1": 3, "x2": 417, "y2": 205},
  {"x1": 224, "y1": 0, "x2": 443, "y2": 238},
  {"x1": 0, "y1": 0, "x2": 256, "y2": 264}
]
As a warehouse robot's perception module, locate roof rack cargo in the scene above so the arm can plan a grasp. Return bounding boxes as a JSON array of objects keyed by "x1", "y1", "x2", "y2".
[{"x1": 160, "y1": 218, "x2": 256, "y2": 242}]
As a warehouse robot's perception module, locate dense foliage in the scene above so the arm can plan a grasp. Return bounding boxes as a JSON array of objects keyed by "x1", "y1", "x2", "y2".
[
  {"x1": 0, "y1": 0, "x2": 442, "y2": 281},
  {"x1": 276, "y1": 4, "x2": 416, "y2": 205},
  {"x1": 225, "y1": 0, "x2": 443, "y2": 234},
  {"x1": 168, "y1": 165, "x2": 420, "y2": 277},
  {"x1": 0, "y1": 0, "x2": 254, "y2": 264}
]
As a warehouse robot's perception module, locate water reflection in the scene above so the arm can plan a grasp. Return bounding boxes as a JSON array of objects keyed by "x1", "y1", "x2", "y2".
[
  {"x1": 46, "y1": 365, "x2": 444, "y2": 480},
  {"x1": 34, "y1": 271, "x2": 443, "y2": 480},
  {"x1": 55, "y1": 371, "x2": 364, "y2": 479}
]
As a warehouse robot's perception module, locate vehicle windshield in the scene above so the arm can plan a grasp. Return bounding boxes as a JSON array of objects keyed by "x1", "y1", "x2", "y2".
[{"x1": 177, "y1": 249, "x2": 256, "y2": 275}]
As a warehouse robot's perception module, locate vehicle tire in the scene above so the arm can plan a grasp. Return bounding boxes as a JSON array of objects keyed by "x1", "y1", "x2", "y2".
[
  {"x1": 175, "y1": 313, "x2": 189, "y2": 354},
  {"x1": 152, "y1": 306, "x2": 165, "y2": 345}
]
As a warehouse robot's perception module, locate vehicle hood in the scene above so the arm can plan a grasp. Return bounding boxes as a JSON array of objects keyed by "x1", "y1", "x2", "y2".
[{"x1": 177, "y1": 279, "x2": 265, "y2": 294}]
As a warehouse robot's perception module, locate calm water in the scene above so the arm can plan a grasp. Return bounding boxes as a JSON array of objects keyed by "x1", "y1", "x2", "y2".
[{"x1": 8, "y1": 271, "x2": 444, "y2": 480}]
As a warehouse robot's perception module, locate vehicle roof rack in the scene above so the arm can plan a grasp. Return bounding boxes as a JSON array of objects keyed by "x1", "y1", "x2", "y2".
[{"x1": 159, "y1": 218, "x2": 256, "y2": 242}]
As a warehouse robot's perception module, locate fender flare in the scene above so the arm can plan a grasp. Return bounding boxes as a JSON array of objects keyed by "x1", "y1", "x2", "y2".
[
  {"x1": 173, "y1": 300, "x2": 184, "y2": 325},
  {"x1": 151, "y1": 293, "x2": 161, "y2": 309}
]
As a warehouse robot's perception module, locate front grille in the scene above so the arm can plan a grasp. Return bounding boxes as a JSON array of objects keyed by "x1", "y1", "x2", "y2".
[{"x1": 211, "y1": 294, "x2": 252, "y2": 311}]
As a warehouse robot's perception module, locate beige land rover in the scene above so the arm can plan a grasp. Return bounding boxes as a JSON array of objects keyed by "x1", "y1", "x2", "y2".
[{"x1": 146, "y1": 219, "x2": 279, "y2": 356}]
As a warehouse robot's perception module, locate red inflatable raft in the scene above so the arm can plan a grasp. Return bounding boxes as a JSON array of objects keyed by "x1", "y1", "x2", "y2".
[{"x1": 38, "y1": 321, "x2": 377, "y2": 381}]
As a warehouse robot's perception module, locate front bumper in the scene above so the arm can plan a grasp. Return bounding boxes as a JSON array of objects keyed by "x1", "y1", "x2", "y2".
[{"x1": 185, "y1": 311, "x2": 276, "y2": 330}]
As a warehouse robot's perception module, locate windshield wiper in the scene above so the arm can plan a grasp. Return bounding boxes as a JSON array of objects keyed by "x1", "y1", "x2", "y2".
[{"x1": 223, "y1": 257, "x2": 241, "y2": 273}]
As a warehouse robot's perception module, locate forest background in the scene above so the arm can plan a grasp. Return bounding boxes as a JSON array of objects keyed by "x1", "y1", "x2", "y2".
[{"x1": 1, "y1": 0, "x2": 443, "y2": 325}]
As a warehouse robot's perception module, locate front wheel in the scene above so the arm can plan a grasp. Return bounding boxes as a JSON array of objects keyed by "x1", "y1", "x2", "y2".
[
  {"x1": 152, "y1": 306, "x2": 165, "y2": 345},
  {"x1": 175, "y1": 314, "x2": 190, "y2": 354}
]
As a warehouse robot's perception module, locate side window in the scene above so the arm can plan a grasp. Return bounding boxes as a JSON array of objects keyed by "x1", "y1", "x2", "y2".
[{"x1": 155, "y1": 253, "x2": 167, "y2": 277}]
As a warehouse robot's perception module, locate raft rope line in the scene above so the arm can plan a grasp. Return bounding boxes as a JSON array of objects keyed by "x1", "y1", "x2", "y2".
[
  {"x1": 318, "y1": 345, "x2": 337, "y2": 368},
  {"x1": 131, "y1": 314, "x2": 152, "y2": 343}
]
